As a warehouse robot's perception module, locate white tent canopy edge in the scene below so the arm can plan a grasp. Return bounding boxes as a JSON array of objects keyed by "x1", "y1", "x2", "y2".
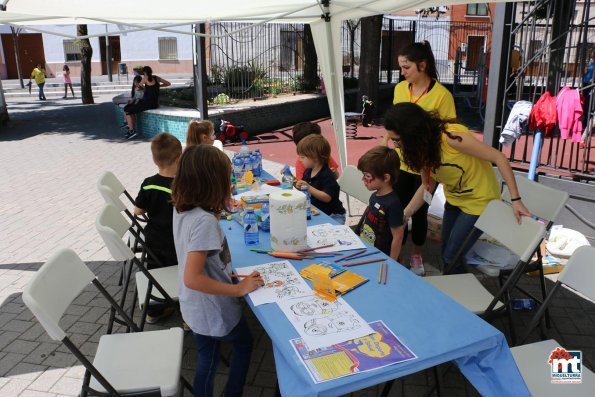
[{"x1": 0, "y1": 0, "x2": 521, "y2": 167}]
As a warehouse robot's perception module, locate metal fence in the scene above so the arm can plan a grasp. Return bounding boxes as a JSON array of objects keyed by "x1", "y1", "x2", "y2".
[
  {"x1": 207, "y1": 22, "x2": 309, "y2": 102},
  {"x1": 206, "y1": 18, "x2": 494, "y2": 103},
  {"x1": 500, "y1": 0, "x2": 595, "y2": 178}
]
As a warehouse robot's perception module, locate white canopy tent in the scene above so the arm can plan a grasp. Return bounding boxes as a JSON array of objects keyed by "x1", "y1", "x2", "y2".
[{"x1": 0, "y1": 0, "x2": 520, "y2": 166}]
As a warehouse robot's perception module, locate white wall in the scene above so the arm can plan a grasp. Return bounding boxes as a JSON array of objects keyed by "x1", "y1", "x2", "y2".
[
  {"x1": 29, "y1": 24, "x2": 192, "y2": 63},
  {"x1": 119, "y1": 25, "x2": 193, "y2": 61}
]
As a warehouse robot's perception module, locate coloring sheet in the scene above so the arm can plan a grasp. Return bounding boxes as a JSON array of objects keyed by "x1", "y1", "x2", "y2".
[
  {"x1": 235, "y1": 260, "x2": 312, "y2": 306},
  {"x1": 278, "y1": 296, "x2": 374, "y2": 350},
  {"x1": 307, "y1": 224, "x2": 367, "y2": 253}
]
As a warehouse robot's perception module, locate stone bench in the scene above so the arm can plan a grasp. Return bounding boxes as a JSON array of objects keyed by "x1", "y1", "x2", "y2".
[{"x1": 113, "y1": 94, "x2": 200, "y2": 142}]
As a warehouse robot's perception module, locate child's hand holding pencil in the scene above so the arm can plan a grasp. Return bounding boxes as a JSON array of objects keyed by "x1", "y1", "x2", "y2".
[{"x1": 232, "y1": 272, "x2": 264, "y2": 296}]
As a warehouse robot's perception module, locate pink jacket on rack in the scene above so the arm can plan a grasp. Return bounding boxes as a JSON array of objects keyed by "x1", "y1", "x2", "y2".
[{"x1": 556, "y1": 87, "x2": 583, "y2": 142}]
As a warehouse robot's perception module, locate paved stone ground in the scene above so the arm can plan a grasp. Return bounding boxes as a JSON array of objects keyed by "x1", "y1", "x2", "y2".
[{"x1": 0, "y1": 94, "x2": 594, "y2": 396}]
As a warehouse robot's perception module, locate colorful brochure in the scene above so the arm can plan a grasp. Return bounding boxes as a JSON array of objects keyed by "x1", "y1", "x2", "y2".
[{"x1": 290, "y1": 320, "x2": 417, "y2": 384}]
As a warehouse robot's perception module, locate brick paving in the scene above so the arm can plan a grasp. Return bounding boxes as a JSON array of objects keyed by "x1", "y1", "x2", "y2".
[{"x1": 0, "y1": 94, "x2": 593, "y2": 396}]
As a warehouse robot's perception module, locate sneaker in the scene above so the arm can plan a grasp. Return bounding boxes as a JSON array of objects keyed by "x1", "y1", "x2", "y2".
[
  {"x1": 62, "y1": 96, "x2": 67, "y2": 99},
  {"x1": 145, "y1": 306, "x2": 175, "y2": 324},
  {"x1": 410, "y1": 255, "x2": 426, "y2": 276},
  {"x1": 126, "y1": 130, "x2": 138, "y2": 140}
]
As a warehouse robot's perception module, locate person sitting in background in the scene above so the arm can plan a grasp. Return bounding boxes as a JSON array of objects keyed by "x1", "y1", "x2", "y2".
[
  {"x1": 123, "y1": 66, "x2": 171, "y2": 140},
  {"x1": 292, "y1": 121, "x2": 340, "y2": 179},
  {"x1": 295, "y1": 134, "x2": 346, "y2": 224}
]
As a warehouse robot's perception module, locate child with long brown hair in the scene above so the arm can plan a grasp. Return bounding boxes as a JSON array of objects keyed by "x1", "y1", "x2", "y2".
[
  {"x1": 185, "y1": 120, "x2": 215, "y2": 147},
  {"x1": 171, "y1": 144, "x2": 262, "y2": 397}
]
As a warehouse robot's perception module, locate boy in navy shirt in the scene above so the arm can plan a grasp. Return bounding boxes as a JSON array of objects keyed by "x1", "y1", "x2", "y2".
[
  {"x1": 295, "y1": 134, "x2": 346, "y2": 224},
  {"x1": 357, "y1": 146, "x2": 406, "y2": 265}
]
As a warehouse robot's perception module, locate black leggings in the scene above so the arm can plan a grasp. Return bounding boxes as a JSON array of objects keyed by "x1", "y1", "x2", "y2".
[{"x1": 395, "y1": 170, "x2": 428, "y2": 246}]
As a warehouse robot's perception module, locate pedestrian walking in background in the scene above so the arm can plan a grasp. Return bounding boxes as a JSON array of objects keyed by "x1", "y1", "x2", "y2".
[
  {"x1": 30, "y1": 63, "x2": 47, "y2": 101},
  {"x1": 62, "y1": 65, "x2": 75, "y2": 99}
]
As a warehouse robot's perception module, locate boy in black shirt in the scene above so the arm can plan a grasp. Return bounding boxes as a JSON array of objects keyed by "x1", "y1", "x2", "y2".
[
  {"x1": 357, "y1": 146, "x2": 405, "y2": 265},
  {"x1": 134, "y1": 132, "x2": 182, "y2": 322},
  {"x1": 295, "y1": 134, "x2": 346, "y2": 224}
]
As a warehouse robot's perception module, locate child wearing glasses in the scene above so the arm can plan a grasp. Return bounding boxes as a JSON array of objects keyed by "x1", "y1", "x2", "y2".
[
  {"x1": 295, "y1": 134, "x2": 346, "y2": 224},
  {"x1": 356, "y1": 146, "x2": 405, "y2": 262},
  {"x1": 185, "y1": 119, "x2": 216, "y2": 147}
]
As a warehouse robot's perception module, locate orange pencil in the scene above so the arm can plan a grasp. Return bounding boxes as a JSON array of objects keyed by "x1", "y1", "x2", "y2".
[
  {"x1": 229, "y1": 274, "x2": 250, "y2": 278},
  {"x1": 377, "y1": 263, "x2": 382, "y2": 284}
]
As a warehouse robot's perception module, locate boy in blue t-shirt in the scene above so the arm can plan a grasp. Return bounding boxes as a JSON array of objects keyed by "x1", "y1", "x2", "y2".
[{"x1": 357, "y1": 146, "x2": 405, "y2": 264}]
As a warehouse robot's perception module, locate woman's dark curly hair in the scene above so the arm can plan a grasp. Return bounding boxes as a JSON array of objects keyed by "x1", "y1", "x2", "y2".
[{"x1": 384, "y1": 102, "x2": 462, "y2": 173}]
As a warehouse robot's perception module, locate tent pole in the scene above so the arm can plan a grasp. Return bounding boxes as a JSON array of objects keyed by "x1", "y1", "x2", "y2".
[{"x1": 192, "y1": 23, "x2": 208, "y2": 120}]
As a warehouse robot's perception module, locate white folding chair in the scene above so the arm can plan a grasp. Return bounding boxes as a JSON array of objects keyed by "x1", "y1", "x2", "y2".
[
  {"x1": 97, "y1": 171, "x2": 142, "y2": 212},
  {"x1": 511, "y1": 245, "x2": 595, "y2": 396},
  {"x1": 23, "y1": 248, "x2": 191, "y2": 397},
  {"x1": 96, "y1": 203, "x2": 179, "y2": 331},
  {"x1": 338, "y1": 165, "x2": 372, "y2": 217},
  {"x1": 497, "y1": 176, "x2": 568, "y2": 328},
  {"x1": 425, "y1": 200, "x2": 547, "y2": 344}
]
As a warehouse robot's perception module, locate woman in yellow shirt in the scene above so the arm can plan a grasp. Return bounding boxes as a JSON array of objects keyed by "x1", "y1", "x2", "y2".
[
  {"x1": 384, "y1": 102, "x2": 531, "y2": 274},
  {"x1": 384, "y1": 41, "x2": 456, "y2": 276}
]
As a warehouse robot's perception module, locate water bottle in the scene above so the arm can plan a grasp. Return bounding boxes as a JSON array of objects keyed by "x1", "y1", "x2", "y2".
[
  {"x1": 239, "y1": 139, "x2": 250, "y2": 156},
  {"x1": 300, "y1": 185, "x2": 312, "y2": 220},
  {"x1": 233, "y1": 155, "x2": 244, "y2": 180},
  {"x1": 243, "y1": 207, "x2": 259, "y2": 246},
  {"x1": 281, "y1": 165, "x2": 293, "y2": 189},
  {"x1": 249, "y1": 153, "x2": 258, "y2": 177},
  {"x1": 260, "y1": 202, "x2": 270, "y2": 232},
  {"x1": 242, "y1": 153, "x2": 253, "y2": 176},
  {"x1": 253, "y1": 149, "x2": 262, "y2": 177}
]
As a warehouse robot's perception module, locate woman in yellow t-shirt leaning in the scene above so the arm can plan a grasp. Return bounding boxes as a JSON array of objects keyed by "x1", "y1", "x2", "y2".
[
  {"x1": 384, "y1": 103, "x2": 531, "y2": 274},
  {"x1": 383, "y1": 41, "x2": 456, "y2": 277}
]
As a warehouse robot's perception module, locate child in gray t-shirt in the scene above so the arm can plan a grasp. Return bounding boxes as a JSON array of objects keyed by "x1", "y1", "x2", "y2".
[{"x1": 172, "y1": 145, "x2": 263, "y2": 397}]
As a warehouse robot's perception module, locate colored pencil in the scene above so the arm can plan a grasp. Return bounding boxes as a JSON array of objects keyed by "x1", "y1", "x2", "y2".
[
  {"x1": 229, "y1": 274, "x2": 250, "y2": 278},
  {"x1": 342, "y1": 258, "x2": 385, "y2": 267},
  {"x1": 334, "y1": 249, "x2": 367, "y2": 263},
  {"x1": 250, "y1": 248, "x2": 271, "y2": 253},
  {"x1": 342, "y1": 250, "x2": 380, "y2": 262},
  {"x1": 299, "y1": 244, "x2": 335, "y2": 253},
  {"x1": 383, "y1": 263, "x2": 388, "y2": 285},
  {"x1": 378, "y1": 263, "x2": 382, "y2": 283}
]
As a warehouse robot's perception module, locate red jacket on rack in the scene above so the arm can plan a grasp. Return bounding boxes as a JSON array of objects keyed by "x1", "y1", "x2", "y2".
[{"x1": 529, "y1": 91, "x2": 557, "y2": 136}]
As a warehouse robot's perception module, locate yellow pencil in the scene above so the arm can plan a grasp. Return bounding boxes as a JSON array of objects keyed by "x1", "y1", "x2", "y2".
[{"x1": 378, "y1": 262, "x2": 382, "y2": 283}]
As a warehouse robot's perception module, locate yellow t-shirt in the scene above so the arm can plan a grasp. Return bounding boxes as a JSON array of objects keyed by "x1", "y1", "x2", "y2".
[
  {"x1": 393, "y1": 80, "x2": 456, "y2": 173},
  {"x1": 31, "y1": 68, "x2": 46, "y2": 85},
  {"x1": 431, "y1": 124, "x2": 501, "y2": 215}
]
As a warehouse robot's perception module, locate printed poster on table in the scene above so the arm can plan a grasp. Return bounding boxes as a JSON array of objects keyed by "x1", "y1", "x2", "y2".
[
  {"x1": 306, "y1": 223, "x2": 366, "y2": 253},
  {"x1": 290, "y1": 320, "x2": 417, "y2": 384},
  {"x1": 277, "y1": 295, "x2": 374, "y2": 350},
  {"x1": 235, "y1": 260, "x2": 312, "y2": 306}
]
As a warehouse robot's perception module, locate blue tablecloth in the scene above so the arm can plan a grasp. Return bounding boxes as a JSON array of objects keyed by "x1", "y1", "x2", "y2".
[{"x1": 221, "y1": 207, "x2": 530, "y2": 397}]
